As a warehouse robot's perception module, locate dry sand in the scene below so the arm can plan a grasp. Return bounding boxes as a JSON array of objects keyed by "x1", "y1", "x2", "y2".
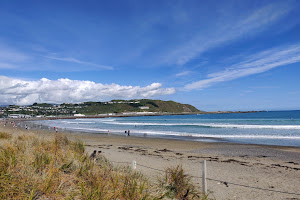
[{"x1": 1, "y1": 120, "x2": 300, "y2": 200}]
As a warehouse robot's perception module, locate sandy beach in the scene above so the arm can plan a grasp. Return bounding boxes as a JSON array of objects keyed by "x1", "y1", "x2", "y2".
[{"x1": 1, "y1": 121, "x2": 300, "y2": 200}]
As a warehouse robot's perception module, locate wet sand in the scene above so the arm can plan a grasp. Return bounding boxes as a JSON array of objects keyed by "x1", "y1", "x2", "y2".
[{"x1": 1, "y1": 121, "x2": 300, "y2": 200}]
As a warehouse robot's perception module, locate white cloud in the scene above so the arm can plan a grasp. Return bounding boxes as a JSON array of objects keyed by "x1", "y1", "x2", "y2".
[
  {"x1": 45, "y1": 56, "x2": 114, "y2": 70},
  {"x1": 163, "y1": 2, "x2": 293, "y2": 65},
  {"x1": 0, "y1": 42, "x2": 114, "y2": 71},
  {"x1": 175, "y1": 71, "x2": 191, "y2": 77},
  {"x1": 0, "y1": 46, "x2": 29, "y2": 62},
  {"x1": 0, "y1": 76, "x2": 175, "y2": 105},
  {"x1": 0, "y1": 45, "x2": 30, "y2": 69},
  {"x1": 185, "y1": 44, "x2": 300, "y2": 90},
  {"x1": 0, "y1": 62, "x2": 18, "y2": 69}
]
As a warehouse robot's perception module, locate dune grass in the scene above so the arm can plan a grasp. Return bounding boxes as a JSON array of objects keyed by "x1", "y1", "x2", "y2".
[
  {"x1": 0, "y1": 132, "x2": 12, "y2": 139},
  {"x1": 0, "y1": 132, "x2": 207, "y2": 199},
  {"x1": 156, "y1": 165, "x2": 209, "y2": 200}
]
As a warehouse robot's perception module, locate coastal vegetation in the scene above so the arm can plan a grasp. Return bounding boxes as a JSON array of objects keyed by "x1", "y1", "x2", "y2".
[{"x1": 0, "y1": 132, "x2": 207, "y2": 199}]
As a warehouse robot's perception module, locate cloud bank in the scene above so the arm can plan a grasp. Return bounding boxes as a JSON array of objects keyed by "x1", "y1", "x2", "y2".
[
  {"x1": 185, "y1": 44, "x2": 300, "y2": 90},
  {"x1": 0, "y1": 76, "x2": 175, "y2": 105}
]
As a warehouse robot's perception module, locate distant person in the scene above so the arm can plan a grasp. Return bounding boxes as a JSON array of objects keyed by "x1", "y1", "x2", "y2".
[
  {"x1": 97, "y1": 151, "x2": 102, "y2": 159},
  {"x1": 90, "y1": 150, "x2": 97, "y2": 161},
  {"x1": 108, "y1": 130, "x2": 109, "y2": 135},
  {"x1": 125, "y1": 130, "x2": 127, "y2": 135},
  {"x1": 127, "y1": 130, "x2": 130, "y2": 136}
]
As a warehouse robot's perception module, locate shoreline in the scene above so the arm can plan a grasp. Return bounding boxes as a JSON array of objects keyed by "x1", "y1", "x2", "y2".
[
  {"x1": 1, "y1": 110, "x2": 262, "y2": 121},
  {"x1": 20, "y1": 118, "x2": 300, "y2": 148},
  {"x1": 1, "y1": 121, "x2": 299, "y2": 199}
]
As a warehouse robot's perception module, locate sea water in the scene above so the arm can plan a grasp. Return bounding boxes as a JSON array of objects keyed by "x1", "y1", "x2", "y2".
[{"x1": 34, "y1": 110, "x2": 300, "y2": 147}]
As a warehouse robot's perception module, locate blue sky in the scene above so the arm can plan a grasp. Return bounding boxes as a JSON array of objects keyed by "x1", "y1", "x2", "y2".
[{"x1": 1, "y1": 0, "x2": 300, "y2": 111}]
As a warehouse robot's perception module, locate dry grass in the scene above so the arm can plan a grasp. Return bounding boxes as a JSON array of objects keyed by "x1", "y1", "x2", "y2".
[
  {"x1": 0, "y1": 133, "x2": 208, "y2": 200},
  {"x1": 157, "y1": 165, "x2": 207, "y2": 200},
  {"x1": 0, "y1": 132, "x2": 12, "y2": 139},
  {"x1": 0, "y1": 133, "x2": 151, "y2": 199}
]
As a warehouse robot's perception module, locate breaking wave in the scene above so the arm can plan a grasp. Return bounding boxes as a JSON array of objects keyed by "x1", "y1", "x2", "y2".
[{"x1": 102, "y1": 121, "x2": 300, "y2": 130}]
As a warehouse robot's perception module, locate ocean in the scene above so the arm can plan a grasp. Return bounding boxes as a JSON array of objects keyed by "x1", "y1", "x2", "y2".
[{"x1": 33, "y1": 110, "x2": 300, "y2": 147}]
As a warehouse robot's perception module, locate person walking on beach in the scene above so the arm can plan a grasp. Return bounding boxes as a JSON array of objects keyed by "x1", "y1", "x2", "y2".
[{"x1": 127, "y1": 130, "x2": 130, "y2": 136}]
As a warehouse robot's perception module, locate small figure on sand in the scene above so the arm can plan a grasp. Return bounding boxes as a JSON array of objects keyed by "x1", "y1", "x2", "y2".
[
  {"x1": 108, "y1": 130, "x2": 109, "y2": 135},
  {"x1": 127, "y1": 130, "x2": 130, "y2": 136},
  {"x1": 90, "y1": 150, "x2": 97, "y2": 161},
  {"x1": 90, "y1": 150, "x2": 103, "y2": 162}
]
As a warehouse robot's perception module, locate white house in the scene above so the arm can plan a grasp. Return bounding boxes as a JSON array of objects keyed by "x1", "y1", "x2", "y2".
[{"x1": 139, "y1": 106, "x2": 149, "y2": 110}]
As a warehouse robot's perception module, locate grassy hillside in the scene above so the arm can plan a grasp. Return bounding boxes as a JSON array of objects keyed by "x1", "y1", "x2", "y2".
[
  {"x1": 3, "y1": 99, "x2": 201, "y2": 116},
  {"x1": 75, "y1": 99, "x2": 201, "y2": 115}
]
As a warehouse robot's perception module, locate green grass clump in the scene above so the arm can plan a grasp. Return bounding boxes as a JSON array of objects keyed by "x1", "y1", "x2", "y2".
[{"x1": 157, "y1": 165, "x2": 206, "y2": 200}]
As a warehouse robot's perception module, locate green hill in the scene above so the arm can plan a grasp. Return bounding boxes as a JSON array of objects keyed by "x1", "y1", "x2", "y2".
[
  {"x1": 73, "y1": 99, "x2": 200, "y2": 115},
  {"x1": 3, "y1": 100, "x2": 201, "y2": 117}
]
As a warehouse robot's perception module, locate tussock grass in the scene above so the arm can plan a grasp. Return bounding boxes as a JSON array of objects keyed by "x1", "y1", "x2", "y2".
[
  {"x1": 0, "y1": 134, "x2": 151, "y2": 199},
  {"x1": 0, "y1": 132, "x2": 12, "y2": 139},
  {"x1": 0, "y1": 133, "x2": 208, "y2": 199},
  {"x1": 157, "y1": 165, "x2": 206, "y2": 200}
]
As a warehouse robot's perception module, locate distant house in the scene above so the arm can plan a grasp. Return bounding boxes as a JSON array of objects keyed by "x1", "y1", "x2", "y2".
[
  {"x1": 8, "y1": 114, "x2": 21, "y2": 118},
  {"x1": 74, "y1": 114, "x2": 85, "y2": 117},
  {"x1": 139, "y1": 106, "x2": 149, "y2": 110},
  {"x1": 8, "y1": 114, "x2": 31, "y2": 118}
]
